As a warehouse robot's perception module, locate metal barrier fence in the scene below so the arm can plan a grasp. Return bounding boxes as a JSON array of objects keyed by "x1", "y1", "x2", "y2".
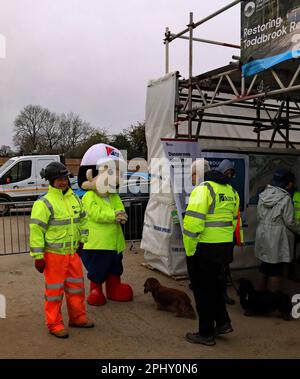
[
  {"x1": 122, "y1": 196, "x2": 149, "y2": 242},
  {"x1": 0, "y1": 197, "x2": 149, "y2": 255},
  {"x1": 0, "y1": 201, "x2": 33, "y2": 255}
]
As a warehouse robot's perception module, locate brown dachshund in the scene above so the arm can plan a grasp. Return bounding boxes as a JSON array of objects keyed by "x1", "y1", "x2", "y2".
[{"x1": 144, "y1": 277, "x2": 196, "y2": 319}]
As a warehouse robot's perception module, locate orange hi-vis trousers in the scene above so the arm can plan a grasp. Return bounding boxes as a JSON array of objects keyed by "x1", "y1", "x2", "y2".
[{"x1": 44, "y1": 252, "x2": 87, "y2": 333}]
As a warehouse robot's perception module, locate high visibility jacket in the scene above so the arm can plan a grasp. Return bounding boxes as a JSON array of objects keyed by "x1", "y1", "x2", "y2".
[
  {"x1": 82, "y1": 191, "x2": 126, "y2": 253},
  {"x1": 183, "y1": 181, "x2": 239, "y2": 257},
  {"x1": 293, "y1": 191, "x2": 300, "y2": 224},
  {"x1": 30, "y1": 185, "x2": 89, "y2": 259}
]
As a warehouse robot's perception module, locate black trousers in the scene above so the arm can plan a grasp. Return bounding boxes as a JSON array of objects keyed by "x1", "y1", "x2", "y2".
[
  {"x1": 187, "y1": 252, "x2": 231, "y2": 337},
  {"x1": 287, "y1": 234, "x2": 300, "y2": 276}
]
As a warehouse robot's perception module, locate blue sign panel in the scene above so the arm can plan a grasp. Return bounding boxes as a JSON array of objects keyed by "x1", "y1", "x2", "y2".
[{"x1": 241, "y1": 0, "x2": 300, "y2": 77}]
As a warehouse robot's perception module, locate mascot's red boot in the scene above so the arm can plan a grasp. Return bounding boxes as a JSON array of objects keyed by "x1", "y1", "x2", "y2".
[
  {"x1": 106, "y1": 274, "x2": 133, "y2": 302},
  {"x1": 87, "y1": 281, "x2": 106, "y2": 306}
]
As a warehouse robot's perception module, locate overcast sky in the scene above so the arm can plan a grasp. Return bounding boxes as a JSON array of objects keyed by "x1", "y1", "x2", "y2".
[{"x1": 0, "y1": 0, "x2": 240, "y2": 147}]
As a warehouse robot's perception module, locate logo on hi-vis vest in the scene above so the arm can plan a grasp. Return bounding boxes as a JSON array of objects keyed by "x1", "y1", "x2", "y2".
[{"x1": 219, "y1": 194, "x2": 234, "y2": 202}]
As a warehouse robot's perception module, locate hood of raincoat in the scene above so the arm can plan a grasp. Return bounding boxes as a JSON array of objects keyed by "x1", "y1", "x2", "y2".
[{"x1": 259, "y1": 184, "x2": 290, "y2": 208}]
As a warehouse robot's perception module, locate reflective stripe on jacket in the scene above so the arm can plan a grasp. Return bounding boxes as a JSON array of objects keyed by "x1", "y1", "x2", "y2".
[
  {"x1": 293, "y1": 191, "x2": 300, "y2": 224},
  {"x1": 82, "y1": 191, "x2": 126, "y2": 253},
  {"x1": 183, "y1": 181, "x2": 239, "y2": 257},
  {"x1": 30, "y1": 185, "x2": 89, "y2": 259}
]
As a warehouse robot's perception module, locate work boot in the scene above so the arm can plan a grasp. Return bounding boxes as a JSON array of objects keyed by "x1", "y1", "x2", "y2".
[
  {"x1": 50, "y1": 329, "x2": 69, "y2": 339},
  {"x1": 69, "y1": 319, "x2": 95, "y2": 328},
  {"x1": 185, "y1": 332, "x2": 216, "y2": 346},
  {"x1": 215, "y1": 322, "x2": 234, "y2": 336},
  {"x1": 87, "y1": 281, "x2": 106, "y2": 306},
  {"x1": 105, "y1": 274, "x2": 133, "y2": 302}
]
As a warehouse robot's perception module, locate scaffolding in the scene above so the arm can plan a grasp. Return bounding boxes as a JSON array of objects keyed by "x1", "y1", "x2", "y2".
[{"x1": 164, "y1": 0, "x2": 300, "y2": 148}]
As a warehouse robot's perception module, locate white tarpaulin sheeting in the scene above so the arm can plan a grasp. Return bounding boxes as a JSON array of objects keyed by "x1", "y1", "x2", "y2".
[
  {"x1": 141, "y1": 72, "x2": 187, "y2": 276},
  {"x1": 145, "y1": 73, "x2": 177, "y2": 163}
]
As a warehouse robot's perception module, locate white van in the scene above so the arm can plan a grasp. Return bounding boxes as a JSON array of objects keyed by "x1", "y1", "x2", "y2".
[{"x1": 0, "y1": 155, "x2": 61, "y2": 215}]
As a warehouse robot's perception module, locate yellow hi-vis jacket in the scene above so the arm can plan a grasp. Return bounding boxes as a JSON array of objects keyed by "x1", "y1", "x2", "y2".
[
  {"x1": 183, "y1": 181, "x2": 240, "y2": 257},
  {"x1": 29, "y1": 185, "x2": 89, "y2": 259},
  {"x1": 293, "y1": 191, "x2": 300, "y2": 224},
  {"x1": 82, "y1": 191, "x2": 126, "y2": 253}
]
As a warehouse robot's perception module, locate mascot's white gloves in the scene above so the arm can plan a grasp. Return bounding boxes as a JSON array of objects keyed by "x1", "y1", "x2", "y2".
[{"x1": 115, "y1": 211, "x2": 128, "y2": 224}]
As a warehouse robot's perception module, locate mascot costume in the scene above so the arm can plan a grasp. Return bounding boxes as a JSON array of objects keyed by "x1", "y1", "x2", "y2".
[{"x1": 78, "y1": 143, "x2": 133, "y2": 306}]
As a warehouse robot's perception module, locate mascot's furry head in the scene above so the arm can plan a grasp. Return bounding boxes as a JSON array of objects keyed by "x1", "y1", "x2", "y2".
[{"x1": 78, "y1": 143, "x2": 126, "y2": 195}]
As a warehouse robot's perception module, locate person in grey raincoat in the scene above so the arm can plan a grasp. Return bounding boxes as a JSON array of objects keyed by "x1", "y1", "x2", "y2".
[{"x1": 255, "y1": 168, "x2": 300, "y2": 292}]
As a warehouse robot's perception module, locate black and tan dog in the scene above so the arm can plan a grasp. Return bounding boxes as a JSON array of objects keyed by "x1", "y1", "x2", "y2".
[
  {"x1": 144, "y1": 277, "x2": 196, "y2": 319},
  {"x1": 237, "y1": 278, "x2": 292, "y2": 320}
]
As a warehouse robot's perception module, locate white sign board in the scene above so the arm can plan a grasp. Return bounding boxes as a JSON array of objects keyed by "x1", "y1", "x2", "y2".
[{"x1": 161, "y1": 139, "x2": 202, "y2": 230}]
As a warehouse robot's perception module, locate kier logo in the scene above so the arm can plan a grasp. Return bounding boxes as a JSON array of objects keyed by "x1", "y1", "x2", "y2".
[
  {"x1": 105, "y1": 146, "x2": 120, "y2": 158},
  {"x1": 219, "y1": 194, "x2": 234, "y2": 202},
  {"x1": 105, "y1": 146, "x2": 114, "y2": 156}
]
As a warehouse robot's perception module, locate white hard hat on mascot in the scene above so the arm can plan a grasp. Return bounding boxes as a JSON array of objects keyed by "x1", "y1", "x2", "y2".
[
  {"x1": 78, "y1": 143, "x2": 126, "y2": 190},
  {"x1": 81, "y1": 143, "x2": 126, "y2": 167}
]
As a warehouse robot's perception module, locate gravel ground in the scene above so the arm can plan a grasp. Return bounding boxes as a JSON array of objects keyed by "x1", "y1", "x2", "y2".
[{"x1": 0, "y1": 243, "x2": 299, "y2": 359}]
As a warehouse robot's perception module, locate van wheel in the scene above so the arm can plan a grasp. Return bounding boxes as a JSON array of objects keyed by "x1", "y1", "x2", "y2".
[{"x1": 0, "y1": 197, "x2": 10, "y2": 216}]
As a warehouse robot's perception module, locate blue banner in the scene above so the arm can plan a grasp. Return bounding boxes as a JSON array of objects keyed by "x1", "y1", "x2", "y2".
[{"x1": 241, "y1": 0, "x2": 300, "y2": 77}]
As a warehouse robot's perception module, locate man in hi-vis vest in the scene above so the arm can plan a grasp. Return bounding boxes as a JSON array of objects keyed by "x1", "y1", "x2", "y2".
[
  {"x1": 183, "y1": 159, "x2": 240, "y2": 346},
  {"x1": 30, "y1": 162, "x2": 94, "y2": 338}
]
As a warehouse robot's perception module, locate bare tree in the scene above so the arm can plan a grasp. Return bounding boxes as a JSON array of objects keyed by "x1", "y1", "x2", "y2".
[
  {"x1": 39, "y1": 111, "x2": 61, "y2": 153},
  {"x1": 58, "y1": 112, "x2": 94, "y2": 155},
  {"x1": 13, "y1": 105, "x2": 50, "y2": 153}
]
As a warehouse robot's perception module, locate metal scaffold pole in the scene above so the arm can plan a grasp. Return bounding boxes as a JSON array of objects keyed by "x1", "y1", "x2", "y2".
[
  {"x1": 165, "y1": 27, "x2": 170, "y2": 74},
  {"x1": 167, "y1": 0, "x2": 242, "y2": 43},
  {"x1": 188, "y1": 12, "x2": 193, "y2": 139}
]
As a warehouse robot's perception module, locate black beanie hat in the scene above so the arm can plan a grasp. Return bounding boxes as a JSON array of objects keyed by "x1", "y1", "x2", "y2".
[{"x1": 271, "y1": 168, "x2": 295, "y2": 189}]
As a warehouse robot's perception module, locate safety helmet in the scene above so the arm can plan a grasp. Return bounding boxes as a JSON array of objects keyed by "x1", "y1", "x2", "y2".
[
  {"x1": 80, "y1": 143, "x2": 126, "y2": 167},
  {"x1": 40, "y1": 161, "x2": 70, "y2": 182},
  {"x1": 78, "y1": 143, "x2": 126, "y2": 189}
]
